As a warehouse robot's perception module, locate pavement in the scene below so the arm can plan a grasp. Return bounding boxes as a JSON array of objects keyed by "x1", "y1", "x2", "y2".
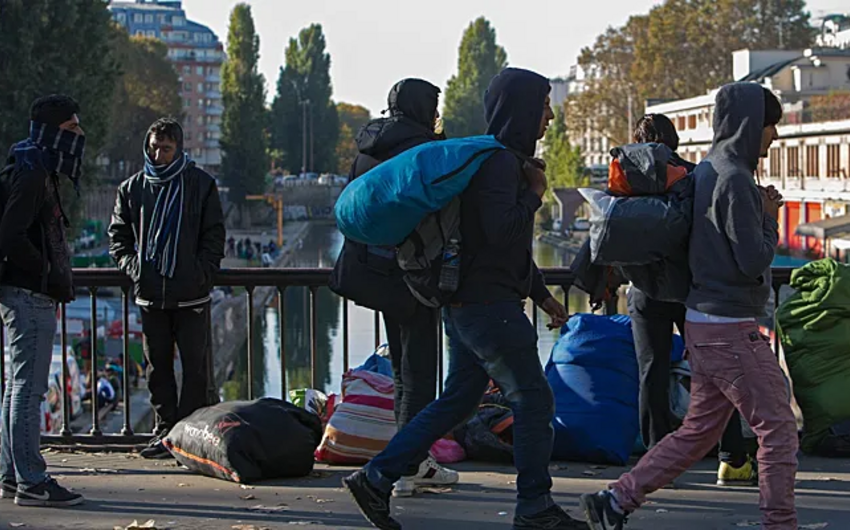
[{"x1": 1, "y1": 452, "x2": 848, "y2": 530}]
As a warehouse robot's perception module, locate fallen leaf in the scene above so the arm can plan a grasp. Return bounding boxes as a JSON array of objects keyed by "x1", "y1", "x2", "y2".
[
  {"x1": 656, "y1": 508, "x2": 669, "y2": 513},
  {"x1": 239, "y1": 494, "x2": 256, "y2": 501},
  {"x1": 177, "y1": 483, "x2": 189, "y2": 488},
  {"x1": 240, "y1": 485, "x2": 255, "y2": 490},
  {"x1": 314, "y1": 498, "x2": 334, "y2": 504},
  {"x1": 10, "y1": 524, "x2": 26, "y2": 528},
  {"x1": 498, "y1": 511, "x2": 509, "y2": 516},
  {"x1": 582, "y1": 470, "x2": 599, "y2": 477},
  {"x1": 420, "y1": 487, "x2": 452, "y2": 494}
]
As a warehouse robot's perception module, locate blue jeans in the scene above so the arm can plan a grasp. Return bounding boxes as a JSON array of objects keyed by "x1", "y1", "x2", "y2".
[
  {"x1": 365, "y1": 301, "x2": 556, "y2": 516},
  {"x1": 0, "y1": 286, "x2": 57, "y2": 488}
]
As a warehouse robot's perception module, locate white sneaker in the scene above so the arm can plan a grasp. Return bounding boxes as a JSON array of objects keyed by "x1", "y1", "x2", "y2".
[{"x1": 392, "y1": 456, "x2": 459, "y2": 497}]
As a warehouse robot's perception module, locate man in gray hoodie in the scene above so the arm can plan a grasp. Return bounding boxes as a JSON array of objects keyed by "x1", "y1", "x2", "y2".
[{"x1": 580, "y1": 83, "x2": 797, "y2": 530}]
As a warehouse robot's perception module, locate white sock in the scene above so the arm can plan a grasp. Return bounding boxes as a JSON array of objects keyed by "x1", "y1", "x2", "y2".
[{"x1": 608, "y1": 490, "x2": 625, "y2": 515}]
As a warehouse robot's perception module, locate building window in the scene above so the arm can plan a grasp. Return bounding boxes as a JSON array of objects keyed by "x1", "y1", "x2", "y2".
[
  {"x1": 185, "y1": 131, "x2": 192, "y2": 142},
  {"x1": 183, "y1": 82, "x2": 192, "y2": 92},
  {"x1": 688, "y1": 114, "x2": 697, "y2": 130},
  {"x1": 787, "y1": 146, "x2": 801, "y2": 177},
  {"x1": 806, "y1": 145, "x2": 820, "y2": 177},
  {"x1": 116, "y1": 13, "x2": 126, "y2": 23},
  {"x1": 196, "y1": 66, "x2": 204, "y2": 76},
  {"x1": 182, "y1": 65, "x2": 191, "y2": 75},
  {"x1": 677, "y1": 116, "x2": 686, "y2": 131},
  {"x1": 146, "y1": 30, "x2": 156, "y2": 38},
  {"x1": 184, "y1": 99, "x2": 191, "y2": 108},
  {"x1": 173, "y1": 16, "x2": 185, "y2": 26},
  {"x1": 198, "y1": 82, "x2": 204, "y2": 93},
  {"x1": 134, "y1": 13, "x2": 143, "y2": 23},
  {"x1": 135, "y1": 29, "x2": 145, "y2": 36},
  {"x1": 144, "y1": 14, "x2": 153, "y2": 24},
  {"x1": 769, "y1": 147, "x2": 782, "y2": 177},
  {"x1": 827, "y1": 145, "x2": 842, "y2": 178},
  {"x1": 197, "y1": 115, "x2": 204, "y2": 126}
]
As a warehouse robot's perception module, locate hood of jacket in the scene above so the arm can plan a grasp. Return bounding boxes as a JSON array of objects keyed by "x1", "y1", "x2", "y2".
[
  {"x1": 355, "y1": 116, "x2": 438, "y2": 159},
  {"x1": 710, "y1": 83, "x2": 764, "y2": 171},
  {"x1": 484, "y1": 68, "x2": 550, "y2": 157},
  {"x1": 388, "y1": 78, "x2": 441, "y2": 129}
]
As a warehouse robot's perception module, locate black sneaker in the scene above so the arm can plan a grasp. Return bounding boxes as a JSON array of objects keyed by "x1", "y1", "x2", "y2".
[
  {"x1": 342, "y1": 470, "x2": 401, "y2": 530},
  {"x1": 139, "y1": 438, "x2": 173, "y2": 460},
  {"x1": 513, "y1": 504, "x2": 587, "y2": 529},
  {"x1": 15, "y1": 477, "x2": 84, "y2": 507},
  {"x1": 580, "y1": 490, "x2": 628, "y2": 530},
  {"x1": 1, "y1": 478, "x2": 16, "y2": 499}
]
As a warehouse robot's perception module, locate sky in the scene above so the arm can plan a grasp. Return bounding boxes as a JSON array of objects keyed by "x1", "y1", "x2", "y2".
[{"x1": 180, "y1": 0, "x2": 846, "y2": 116}]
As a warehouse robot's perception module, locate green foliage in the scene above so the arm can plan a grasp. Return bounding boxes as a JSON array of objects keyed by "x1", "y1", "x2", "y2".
[
  {"x1": 566, "y1": 0, "x2": 815, "y2": 147},
  {"x1": 542, "y1": 107, "x2": 587, "y2": 200},
  {"x1": 104, "y1": 35, "x2": 183, "y2": 181},
  {"x1": 0, "y1": 0, "x2": 121, "y2": 231},
  {"x1": 335, "y1": 103, "x2": 371, "y2": 174},
  {"x1": 442, "y1": 17, "x2": 508, "y2": 138},
  {"x1": 220, "y1": 3, "x2": 269, "y2": 203},
  {"x1": 270, "y1": 24, "x2": 339, "y2": 174}
]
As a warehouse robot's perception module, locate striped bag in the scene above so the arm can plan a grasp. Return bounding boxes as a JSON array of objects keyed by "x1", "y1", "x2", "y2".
[{"x1": 314, "y1": 369, "x2": 396, "y2": 464}]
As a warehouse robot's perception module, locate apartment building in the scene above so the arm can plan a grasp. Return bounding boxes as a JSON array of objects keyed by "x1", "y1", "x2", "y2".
[{"x1": 109, "y1": 0, "x2": 224, "y2": 175}]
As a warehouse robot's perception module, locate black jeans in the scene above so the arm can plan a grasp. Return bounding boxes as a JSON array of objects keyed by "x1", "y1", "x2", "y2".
[
  {"x1": 628, "y1": 288, "x2": 747, "y2": 466},
  {"x1": 383, "y1": 303, "x2": 439, "y2": 476},
  {"x1": 141, "y1": 303, "x2": 215, "y2": 435}
]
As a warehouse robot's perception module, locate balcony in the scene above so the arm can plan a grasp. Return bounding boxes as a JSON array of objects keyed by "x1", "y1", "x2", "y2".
[
  {"x1": 206, "y1": 90, "x2": 222, "y2": 99},
  {"x1": 205, "y1": 138, "x2": 220, "y2": 149},
  {"x1": 205, "y1": 74, "x2": 221, "y2": 83},
  {"x1": 205, "y1": 105, "x2": 223, "y2": 116}
]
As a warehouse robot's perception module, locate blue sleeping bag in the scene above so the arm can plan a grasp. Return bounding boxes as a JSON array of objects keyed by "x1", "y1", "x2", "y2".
[
  {"x1": 545, "y1": 313, "x2": 684, "y2": 465},
  {"x1": 334, "y1": 135, "x2": 506, "y2": 246}
]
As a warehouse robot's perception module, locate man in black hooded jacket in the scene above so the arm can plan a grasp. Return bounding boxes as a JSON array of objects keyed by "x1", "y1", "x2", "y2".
[
  {"x1": 343, "y1": 68, "x2": 583, "y2": 530},
  {"x1": 347, "y1": 79, "x2": 458, "y2": 496}
]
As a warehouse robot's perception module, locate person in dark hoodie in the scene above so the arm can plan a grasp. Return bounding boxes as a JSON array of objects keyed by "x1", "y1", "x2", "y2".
[
  {"x1": 580, "y1": 85, "x2": 796, "y2": 530},
  {"x1": 346, "y1": 78, "x2": 459, "y2": 496},
  {"x1": 109, "y1": 117, "x2": 225, "y2": 459},
  {"x1": 0, "y1": 95, "x2": 84, "y2": 508},
  {"x1": 343, "y1": 68, "x2": 583, "y2": 530},
  {"x1": 629, "y1": 114, "x2": 754, "y2": 488}
]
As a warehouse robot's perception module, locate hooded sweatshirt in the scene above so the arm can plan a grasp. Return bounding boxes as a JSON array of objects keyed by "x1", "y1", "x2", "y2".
[
  {"x1": 350, "y1": 79, "x2": 440, "y2": 179},
  {"x1": 453, "y1": 68, "x2": 552, "y2": 306},
  {"x1": 686, "y1": 83, "x2": 778, "y2": 318}
]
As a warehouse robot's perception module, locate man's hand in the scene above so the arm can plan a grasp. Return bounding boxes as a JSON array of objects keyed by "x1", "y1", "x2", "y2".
[
  {"x1": 541, "y1": 297, "x2": 568, "y2": 330},
  {"x1": 523, "y1": 161, "x2": 548, "y2": 198},
  {"x1": 759, "y1": 185, "x2": 784, "y2": 220}
]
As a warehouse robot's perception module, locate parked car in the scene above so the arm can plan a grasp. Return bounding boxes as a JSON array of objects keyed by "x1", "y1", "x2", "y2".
[{"x1": 572, "y1": 218, "x2": 591, "y2": 232}]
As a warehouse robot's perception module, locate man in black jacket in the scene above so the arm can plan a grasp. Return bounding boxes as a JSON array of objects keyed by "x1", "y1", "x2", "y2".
[
  {"x1": 348, "y1": 79, "x2": 458, "y2": 496},
  {"x1": 109, "y1": 118, "x2": 225, "y2": 459},
  {"x1": 344, "y1": 69, "x2": 583, "y2": 530},
  {"x1": 0, "y1": 95, "x2": 84, "y2": 507},
  {"x1": 629, "y1": 114, "x2": 753, "y2": 487}
]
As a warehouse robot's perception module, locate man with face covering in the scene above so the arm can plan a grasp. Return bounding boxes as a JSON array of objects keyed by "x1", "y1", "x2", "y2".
[
  {"x1": 343, "y1": 68, "x2": 582, "y2": 530},
  {"x1": 109, "y1": 118, "x2": 225, "y2": 459},
  {"x1": 580, "y1": 85, "x2": 797, "y2": 530},
  {"x1": 346, "y1": 79, "x2": 458, "y2": 497}
]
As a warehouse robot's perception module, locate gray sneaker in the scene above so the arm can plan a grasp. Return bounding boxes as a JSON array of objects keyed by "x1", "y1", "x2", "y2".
[{"x1": 15, "y1": 477, "x2": 84, "y2": 508}]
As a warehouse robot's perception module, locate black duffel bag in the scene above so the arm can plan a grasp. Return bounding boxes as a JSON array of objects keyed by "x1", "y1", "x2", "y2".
[
  {"x1": 164, "y1": 398, "x2": 322, "y2": 484},
  {"x1": 329, "y1": 238, "x2": 418, "y2": 321}
]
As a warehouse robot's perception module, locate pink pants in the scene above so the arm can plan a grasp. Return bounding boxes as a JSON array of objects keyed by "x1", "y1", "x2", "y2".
[{"x1": 611, "y1": 321, "x2": 798, "y2": 529}]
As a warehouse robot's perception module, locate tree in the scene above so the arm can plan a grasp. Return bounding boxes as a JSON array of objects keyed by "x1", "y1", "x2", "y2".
[
  {"x1": 104, "y1": 34, "x2": 182, "y2": 181},
  {"x1": 442, "y1": 17, "x2": 508, "y2": 138},
  {"x1": 542, "y1": 107, "x2": 586, "y2": 200},
  {"x1": 0, "y1": 0, "x2": 121, "y2": 228},
  {"x1": 269, "y1": 24, "x2": 339, "y2": 174},
  {"x1": 335, "y1": 103, "x2": 371, "y2": 174},
  {"x1": 566, "y1": 0, "x2": 814, "y2": 148},
  {"x1": 220, "y1": 3, "x2": 268, "y2": 203}
]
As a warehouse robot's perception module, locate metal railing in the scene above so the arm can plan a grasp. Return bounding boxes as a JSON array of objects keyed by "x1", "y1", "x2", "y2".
[{"x1": 0, "y1": 267, "x2": 795, "y2": 447}]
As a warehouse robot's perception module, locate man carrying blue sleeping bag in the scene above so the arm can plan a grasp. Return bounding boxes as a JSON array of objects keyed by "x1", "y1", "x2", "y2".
[{"x1": 340, "y1": 67, "x2": 584, "y2": 530}]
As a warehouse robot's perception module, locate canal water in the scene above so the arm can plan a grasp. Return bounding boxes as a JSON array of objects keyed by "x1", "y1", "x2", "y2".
[{"x1": 223, "y1": 222, "x2": 605, "y2": 400}]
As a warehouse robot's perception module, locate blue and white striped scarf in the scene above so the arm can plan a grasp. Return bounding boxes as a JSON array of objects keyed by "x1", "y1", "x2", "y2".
[
  {"x1": 12, "y1": 121, "x2": 86, "y2": 194},
  {"x1": 143, "y1": 150, "x2": 191, "y2": 278}
]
